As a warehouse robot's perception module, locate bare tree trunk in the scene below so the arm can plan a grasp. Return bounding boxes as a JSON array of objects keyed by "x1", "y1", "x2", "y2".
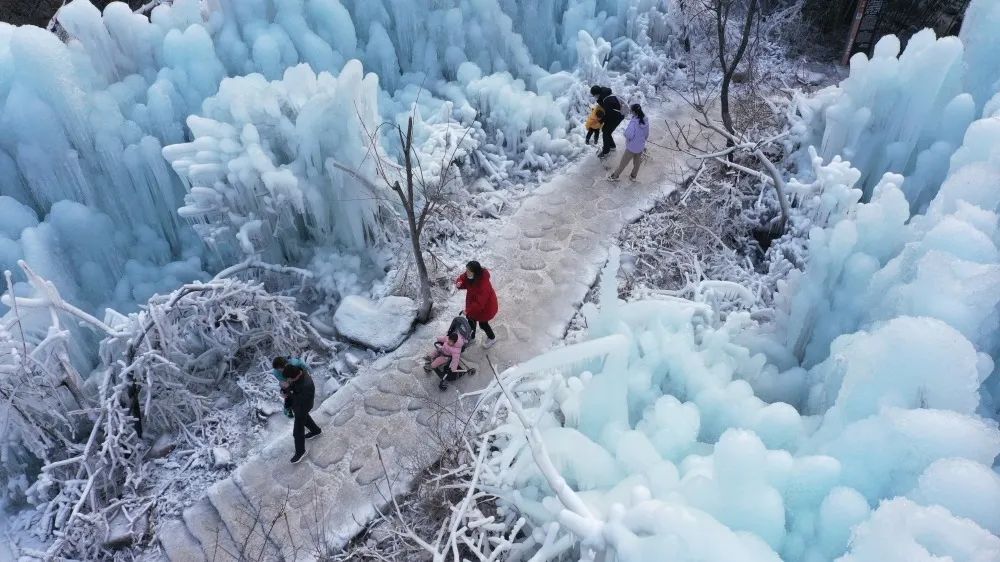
[
  {"x1": 399, "y1": 117, "x2": 434, "y2": 323},
  {"x1": 717, "y1": 0, "x2": 759, "y2": 137}
]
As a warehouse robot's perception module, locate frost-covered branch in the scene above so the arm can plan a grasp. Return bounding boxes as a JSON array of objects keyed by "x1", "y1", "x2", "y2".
[
  {"x1": 1, "y1": 262, "x2": 334, "y2": 559},
  {"x1": 211, "y1": 259, "x2": 315, "y2": 282},
  {"x1": 699, "y1": 118, "x2": 790, "y2": 230}
]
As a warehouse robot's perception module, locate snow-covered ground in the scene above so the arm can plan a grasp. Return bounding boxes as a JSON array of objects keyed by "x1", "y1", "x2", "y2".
[{"x1": 3, "y1": 0, "x2": 1000, "y2": 560}]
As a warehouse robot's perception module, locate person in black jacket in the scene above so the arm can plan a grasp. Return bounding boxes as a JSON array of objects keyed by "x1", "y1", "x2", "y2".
[
  {"x1": 591, "y1": 85, "x2": 625, "y2": 158},
  {"x1": 284, "y1": 364, "x2": 322, "y2": 464}
]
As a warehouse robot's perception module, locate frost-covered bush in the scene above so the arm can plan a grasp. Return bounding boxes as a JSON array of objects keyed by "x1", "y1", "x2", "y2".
[
  {"x1": 472, "y1": 250, "x2": 1000, "y2": 561},
  {"x1": 0, "y1": 261, "x2": 331, "y2": 558}
]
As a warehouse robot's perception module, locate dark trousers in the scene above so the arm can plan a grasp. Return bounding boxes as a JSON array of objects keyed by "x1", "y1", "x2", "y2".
[
  {"x1": 470, "y1": 320, "x2": 495, "y2": 340},
  {"x1": 586, "y1": 128, "x2": 601, "y2": 144},
  {"x1": 600, "y1": 118, "x2": 622, "y2": 155},
  {"x1": 292, "y1": 409, "x2": 320, "y2": 455}
]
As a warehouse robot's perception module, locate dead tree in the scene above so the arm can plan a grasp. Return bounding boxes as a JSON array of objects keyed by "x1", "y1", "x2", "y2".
[
  {"x1": 339, "y1": 107, "x2": 473, "y2": 324},
  {"x1": 666, "y1": 0, "x2": 794, "y2": 236},
  {"x1": 713, "y1": 0, "x2": 761, "y2": 137}
]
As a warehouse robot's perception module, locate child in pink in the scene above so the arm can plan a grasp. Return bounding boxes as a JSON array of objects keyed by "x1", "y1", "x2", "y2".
[{"x1": 425, "y1": 331, "x2": 466, "y2": 372}]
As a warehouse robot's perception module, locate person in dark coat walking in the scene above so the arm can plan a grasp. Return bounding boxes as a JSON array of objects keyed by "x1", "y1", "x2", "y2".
[
  {"x1": 284, "y1": 364, "x2": 321, "y2": 464},
  {"x1": 591, "y1": 85, "x2": 626, "y2": 158},
  {"x1": 455, "y1": 260, "x2": 499, "y2": 349}
]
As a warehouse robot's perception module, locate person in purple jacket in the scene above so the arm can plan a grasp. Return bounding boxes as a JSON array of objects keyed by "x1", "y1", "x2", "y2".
[{"x1": 608, "y1": 103, "x2": 650, "y2": 182}]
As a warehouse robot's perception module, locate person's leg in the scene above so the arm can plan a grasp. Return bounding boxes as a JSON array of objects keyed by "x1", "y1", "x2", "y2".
[
  {"x1": 303, "y1": 412, "x2": 321, "y2": 435},
  {"x1": 600, "y1": 125, "x2": 613, "y2": 156},
  {"x1": 469, "y1": 321, "x2": 477, "y2": 341},
  {"x1": 607, "y1": 121, "x2": 618, "y2": 149},
  {"x1": 430, "y1": 356, "x2": 449, "y2": 369},
  {"x1": 480, "y1": 321, "x2": 495, "y2": 340},
  {"x1": 630, "y1": 150, "x2": 643, "y2": 179},
  {"x1": 611, "y1": 151, "x2": 632, "y2": 178},
  {"x1": 292, "y1": 412, "x2": 306, "y2": 456}
]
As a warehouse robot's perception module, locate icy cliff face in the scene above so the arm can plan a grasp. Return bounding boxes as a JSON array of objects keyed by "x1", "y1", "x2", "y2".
[
  {"x1": 0, "y1": 0, "x2": 670, "y2": 313},
  {"x1": 791, "y1": 0, "x2": 1000, "y2": 211},
  {"x1": 776, "y1": 1, "x2": 1000, "y2": 418},
  {"x1": 162, "y1": 61, "x2": 386, "y2": 262}
]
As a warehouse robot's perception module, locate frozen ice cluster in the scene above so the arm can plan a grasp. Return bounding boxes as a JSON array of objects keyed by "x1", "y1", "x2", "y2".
[
  {"x1": 485, "y1": 2, "x2": 1000, "y2": 559},
  {"x1": 0, "y1": 0, "x2": 674, "y2": 314},
  {"x1": 489, "y1": 246, "x2": 1000, "y2": 562},
  {"x1": 162, "y1": 61, "x2": 386, "y2": 262},
  {"x1": 791, "y1": 1, "x2": 1000, "y2": 212}
]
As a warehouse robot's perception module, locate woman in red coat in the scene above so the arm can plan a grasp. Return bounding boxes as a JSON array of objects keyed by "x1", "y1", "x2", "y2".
[{"x1": 455, "y1": 260, "x2": 499, "y2": 348}]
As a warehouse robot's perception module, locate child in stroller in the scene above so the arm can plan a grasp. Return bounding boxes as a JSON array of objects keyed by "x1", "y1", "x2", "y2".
[{"x1": 423, "y1": 313, "x2": 477, "y2": 390}]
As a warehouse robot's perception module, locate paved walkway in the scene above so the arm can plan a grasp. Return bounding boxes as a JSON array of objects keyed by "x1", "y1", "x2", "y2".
[{"x1": 157, "y1": 97, "x2": 706, "y2": 561}]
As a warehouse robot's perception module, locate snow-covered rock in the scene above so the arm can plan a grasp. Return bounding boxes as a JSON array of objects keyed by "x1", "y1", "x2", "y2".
[
  {"x1": 212, "y1": 447, "x2": 232, "y2": 469},
  {"x1": 796, "y1": 70, "x2": 826, "y2": 85},
  {"x1": 148, "y1": 433, "x2": 176, "y2": 459},
  {"x1": 333, "y1": 296, "x2": 418, "y2": 351},
  {"x1": 104, "y1": 510, "x2": 148, "y2": 548},
  {"x1": 344, "y1": 352, "x2": 363, "y2": 373},
  {"x1": 473, "y1": 192, "x2": 507, "y2": 218},
  {"x1": 257, "y1": 402, "x2": 281, "y2": 419},
  {"x1": 324, "y1": 377, "x2": 342, "y2": 396}
]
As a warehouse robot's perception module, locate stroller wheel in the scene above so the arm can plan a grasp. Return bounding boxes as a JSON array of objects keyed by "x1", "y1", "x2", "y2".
[
  {"x1": 438, "y1": 380, "x2": 448, "y2": 391},
  {"x1": 468, "y1": 368, "x2": 476, "y2": 376},
  {"x1": 422, "y1": 363, "x2": 432, "y2": 373}
]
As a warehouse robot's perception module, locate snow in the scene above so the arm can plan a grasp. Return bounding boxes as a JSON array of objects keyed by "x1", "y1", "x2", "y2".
[
  {"x1": 333, "y1": 295, "x2": 417, "y2": 351},
  {"x1": 148, "y1": 433, "x2": 176, "y2": 459},
  {"x1": 211, "y1": 447, "x2": 233, "y2": 468}
]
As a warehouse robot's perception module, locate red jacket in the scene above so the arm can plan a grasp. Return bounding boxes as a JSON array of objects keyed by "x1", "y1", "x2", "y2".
[{"x1": 456, "y1": 269, "x2": 499, "y2": 322}]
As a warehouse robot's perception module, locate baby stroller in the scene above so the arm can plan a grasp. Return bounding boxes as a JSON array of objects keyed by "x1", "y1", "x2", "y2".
[{"x1": 424, "y1": 313, "x2": 477, "y2": 391}]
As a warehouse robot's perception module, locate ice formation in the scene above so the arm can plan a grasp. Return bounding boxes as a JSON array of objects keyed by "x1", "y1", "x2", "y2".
[
  {"x1": 485, "y1": 247, "x2": 1000, "y2": 561},
  {"x1": 481, "y1": 2, "x2": 1000, "y2": 557},
  {"x1": 0, "y1": 0, "x2": 673, "y2": 315},
  {"x1": 791, "y1": 0, "x2": 1000, "y2": 211},
  {"x1": 162, "y1": 61, "x2": 385, "y2": 262}
]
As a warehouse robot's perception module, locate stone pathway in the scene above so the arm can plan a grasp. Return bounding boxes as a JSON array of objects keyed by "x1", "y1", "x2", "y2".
[{"x1": 157, "y1": 97, "x2": 707, "y2": 561}]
